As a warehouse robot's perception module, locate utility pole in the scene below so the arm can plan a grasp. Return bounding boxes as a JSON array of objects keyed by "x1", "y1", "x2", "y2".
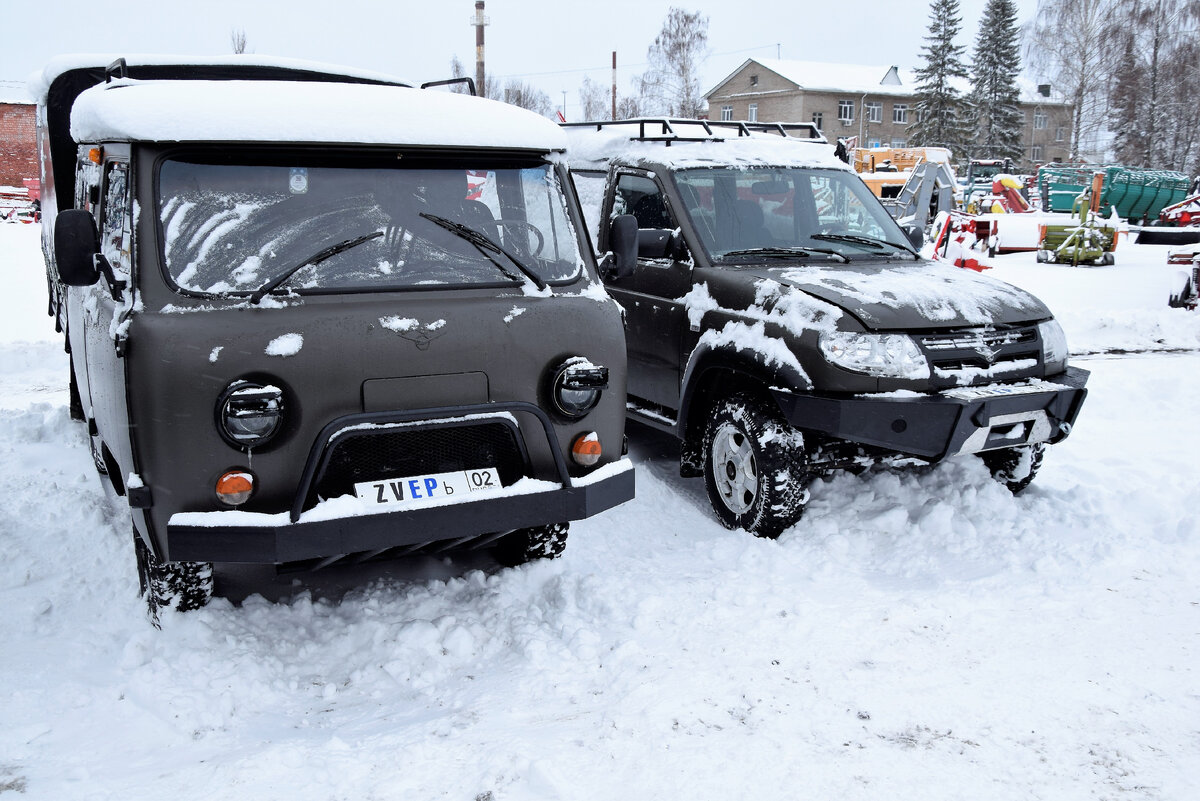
[
  {"x1": 472, "y1": 1, "x2": 489, "y2": 96},
  {"x1": 611, "y1": 51, "x2": 617, "y2": 120}
]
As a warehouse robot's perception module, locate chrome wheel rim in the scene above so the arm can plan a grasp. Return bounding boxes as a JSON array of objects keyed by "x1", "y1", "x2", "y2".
[{"x1": 711, "y1": 422, "x2": 758, "y2": 515}]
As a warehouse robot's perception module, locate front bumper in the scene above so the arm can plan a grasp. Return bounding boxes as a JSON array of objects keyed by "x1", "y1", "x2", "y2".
[
  {"x1": 771, "y1": 366, "x2": 1089, "y2": 461},
  {"x1": 165, "y1": 460, "x2": 634, "y2": 564}
]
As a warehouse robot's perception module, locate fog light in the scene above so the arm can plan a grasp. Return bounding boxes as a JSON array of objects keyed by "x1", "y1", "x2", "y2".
[
  {"x1": 571, "y1": 432, "x2": 602, "y2": 467},
  {"x1": 215, "y1": 470, "x2": 255, "y2": 506}
]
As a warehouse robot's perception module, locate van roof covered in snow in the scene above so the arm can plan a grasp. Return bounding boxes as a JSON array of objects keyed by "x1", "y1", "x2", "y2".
[{"x1": 69, "y1": 79, "x2": 567, "y2": 151}]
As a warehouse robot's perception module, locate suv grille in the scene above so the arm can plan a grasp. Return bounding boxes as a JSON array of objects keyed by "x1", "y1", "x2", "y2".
[
  {"x1": 920, "y1": 326, "x2": 1040, "y2": 379},
  {"x1": 312, "y1": 421, "x2": 527, "y2": 502}
]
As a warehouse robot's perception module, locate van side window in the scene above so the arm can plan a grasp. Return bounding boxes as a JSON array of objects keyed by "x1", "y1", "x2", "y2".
[
  {"x1": 74, "y1": 151, "x2": 101, "y2": 212},
  {"x1": 100, "y1": 162, "x2": 132, "y2": 276},
  {"x1": 615, "y1": 174, "x2": 674, "y2": 230}
]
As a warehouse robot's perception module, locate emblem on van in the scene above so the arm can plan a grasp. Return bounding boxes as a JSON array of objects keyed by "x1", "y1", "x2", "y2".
[{"x1": 397, "y1": 328, "x2": 446, "y2": 351}]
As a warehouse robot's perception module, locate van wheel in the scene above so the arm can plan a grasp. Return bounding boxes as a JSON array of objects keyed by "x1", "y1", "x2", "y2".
[
  {"x1": 980, "y1": 443, "x2": 1045, "y2": 495},
  {"x1": 492, "y1": 523, "x2": 568, "y2": 567},
  {"x1": 133, "y1": 532, "x2": 213, "y2": 622},
  {"x1": 703, "y1": 394, "x2": 811, "y2": 538}
]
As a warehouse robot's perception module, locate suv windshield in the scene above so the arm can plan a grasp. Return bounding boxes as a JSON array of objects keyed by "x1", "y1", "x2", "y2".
[
  {"x1": 671, "y1": 166, "x2": 914, "y2": 262},
  {"x1": 158, "y1": 157, "x2": 583, "y2": 295}
]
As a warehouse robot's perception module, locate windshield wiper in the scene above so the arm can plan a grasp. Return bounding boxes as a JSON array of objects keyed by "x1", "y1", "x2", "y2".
[
  {"x1": 419, "y1": 212, "x2": 548, "y2": 291},
  {"x1": 249, "y1": 230, "x2": 385, "y2": 304},
  {"x1": 721, "y1": 246, "x2": 849, "y2": 263},
  {"x1": 811, "y1": 232, "x2": 917, "y2": 256}
]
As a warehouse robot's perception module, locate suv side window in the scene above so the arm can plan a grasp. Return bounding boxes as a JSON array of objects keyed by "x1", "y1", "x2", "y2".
[
  {"x1": 74, "y1": 151, "x2": 101, "y2": 212},
  {"x1": 615, "y1": 173, "x2": 674, "y2": 230},
  {"x1": 100, "y1": 162, "x2": 132, "y2": 279}
]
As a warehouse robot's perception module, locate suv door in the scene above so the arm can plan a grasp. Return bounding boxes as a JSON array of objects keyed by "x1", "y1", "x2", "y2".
[{"x1": 604, "y1": 171, "x2": 691, "y2": 411}]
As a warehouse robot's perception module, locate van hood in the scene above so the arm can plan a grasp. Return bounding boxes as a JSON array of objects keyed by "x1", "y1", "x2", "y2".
[{"x1": 759, "y1": 260, "x2": 1052, "y2": 330}]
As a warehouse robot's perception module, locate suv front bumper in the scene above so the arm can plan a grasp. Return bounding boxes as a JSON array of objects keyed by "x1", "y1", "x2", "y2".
[
  {"x1": 771, "y1": 366, "x2": 1089, "y2": 461},
  {"x1": 165, "y1": 460, "x2": 634, "y2": 563}
]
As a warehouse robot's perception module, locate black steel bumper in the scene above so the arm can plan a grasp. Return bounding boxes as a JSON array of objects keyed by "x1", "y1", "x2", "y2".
[
  {"x1": 165, "y1": 461, "x2": 634, "y2": 564},
  {"x1": 771, "y1": 366, "x2": 1089, "y2": 461}
]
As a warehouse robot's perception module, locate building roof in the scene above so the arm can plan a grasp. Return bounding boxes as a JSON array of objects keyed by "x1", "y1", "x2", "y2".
[
  {"x1": 0, "y1": 80, "x2": 34, "y2": 104},
  {"x1": 706, "y1": 58, "x2": 1069, "y2": 105},
  {"x1": 69, "y1": 79, "x2": 567, "y2": 151}
]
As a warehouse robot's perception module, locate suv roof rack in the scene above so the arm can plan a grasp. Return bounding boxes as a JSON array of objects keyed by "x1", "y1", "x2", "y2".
[{"x1": 561, "y1": 118, "x2": 827, "y2": 146}]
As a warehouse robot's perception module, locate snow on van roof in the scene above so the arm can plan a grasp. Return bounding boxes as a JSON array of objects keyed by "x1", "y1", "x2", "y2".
[
  {"x1": 69, "y1": 79, "x2": 567, "y2": 151},
  {"x1": 561, "y1": 123, "x2": 847, "y2": 172},
  {"x1": 29, "y1": 53, "x2": 409, "y2": 100}
]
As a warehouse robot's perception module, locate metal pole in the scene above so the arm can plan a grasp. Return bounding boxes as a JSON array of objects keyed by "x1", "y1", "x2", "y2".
[
  {"x1": 612, "y1": 51, "x2": 617, "y2": 120},
  {"x1": 474, "y1": 1, "x2": 486, "y2": 97}
]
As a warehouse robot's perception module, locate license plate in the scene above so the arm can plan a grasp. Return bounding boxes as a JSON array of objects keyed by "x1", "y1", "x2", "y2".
[{"x1": 354, "y1": 466, "x2": 501, "y2": 508}]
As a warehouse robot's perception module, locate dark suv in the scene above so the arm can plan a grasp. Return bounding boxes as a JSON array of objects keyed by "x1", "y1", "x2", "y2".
[
  {"x1": 564, "y1": 119, "x2": 1086, "y2": 537},
  {"x1": 36, "y1": 57, "x2": 634, "y2": 615}
]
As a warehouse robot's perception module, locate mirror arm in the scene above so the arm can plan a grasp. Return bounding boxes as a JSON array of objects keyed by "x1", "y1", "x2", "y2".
[{"x1": 94, "y1": 254, "x2": 126, "y2": 301}]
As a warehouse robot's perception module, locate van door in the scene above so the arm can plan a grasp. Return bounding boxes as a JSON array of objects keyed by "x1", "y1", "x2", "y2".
[{"x1": 80, "y1": 152, "x2": 137, "y2": 486}]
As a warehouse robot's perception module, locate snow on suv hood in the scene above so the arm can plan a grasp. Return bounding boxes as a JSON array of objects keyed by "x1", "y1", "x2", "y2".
[{"x1": 767, "y1": 261, "x2": 1052, "y2": 330}]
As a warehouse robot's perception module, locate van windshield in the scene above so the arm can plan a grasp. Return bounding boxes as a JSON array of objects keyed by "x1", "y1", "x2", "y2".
[
  {"x1": 157, "y1": 158, "x2": 583, "y2": 295},
  {"x1": 671, "y1": 166, "x2": 914, "y2": 262}
]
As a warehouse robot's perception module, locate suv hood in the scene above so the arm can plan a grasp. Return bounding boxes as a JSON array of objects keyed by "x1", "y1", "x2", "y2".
[{"x1": 760, "y1": 260, "x2": 1052, "y2": 330}]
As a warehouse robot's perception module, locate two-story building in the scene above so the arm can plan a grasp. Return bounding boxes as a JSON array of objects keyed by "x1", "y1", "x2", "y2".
[{"x1": 704, "y1": 58, "x2": 1073, "y2": 170}]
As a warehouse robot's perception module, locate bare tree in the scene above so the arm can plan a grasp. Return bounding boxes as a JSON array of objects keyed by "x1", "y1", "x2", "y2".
[
  {"x1": 637, "y1": 8, "x2": 709, "y2": 117},
  {"x1": 1025, "y1": 0, "x2": 1117, "y2": 162},
  {"x1": 578, "y1": 76, "x2": 609, "y2": 121},
  {"x1": 230, "y1": 28, "x2": 249, "y2": 54},
  {"x1": 502, "y1": 80, "x2": 552, "y2": 116},
  {"x1": 450, "y1": 55, "x2": 500, "y2": 100}
]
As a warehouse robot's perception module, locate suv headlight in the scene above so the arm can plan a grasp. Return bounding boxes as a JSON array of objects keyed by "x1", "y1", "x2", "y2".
[
  {"x1": 1038, "y1": 319, "x2": 1069, "y2": 374},
  {"x1": 549, "y1": 358, "x2": 609, "y2": 419},
  {"x1": 818, "y1": 332, "x2": 930, "y2": 379},
  {"x1": 217, "y1": 380, "x2": 284, "y2": 450}
]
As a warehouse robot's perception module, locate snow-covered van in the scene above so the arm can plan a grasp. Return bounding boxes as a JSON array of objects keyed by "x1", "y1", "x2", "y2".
[
  {"x1": 563, "y1": 119, "x2": 1087, "y2": 537},
  {"x1": 36, "y1": 56, "x2": 633, "y2": 615}
]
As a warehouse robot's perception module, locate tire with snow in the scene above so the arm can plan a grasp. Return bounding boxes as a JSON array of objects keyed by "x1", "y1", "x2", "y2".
[
  {"x1": 981, "y1": 443, "x2": 1045, "y2": 495},
  {"x1": 492, "y1": 522, "x2": 568, "y2": 567},
  {"x1": 702, "y1": 393, "x2": 812, "y2": 538},
  {"x1": 1168, "y1": 271, "x2": 1195, "y2": 308},
  {"x1": 134, "y1": 532, "x2": 213, "y2": 621}
]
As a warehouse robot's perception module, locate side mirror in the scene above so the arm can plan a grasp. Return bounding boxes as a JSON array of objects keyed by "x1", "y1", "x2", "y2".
[
  {"x1": 901, "y1": 222, "x2": 924, "y2": 251},
  {"x1": 607, "y1": 214, "x2": 638, "y2": 280},
  {"x1": 54, "y1": 209, "x2": 102, "y2": 287}
]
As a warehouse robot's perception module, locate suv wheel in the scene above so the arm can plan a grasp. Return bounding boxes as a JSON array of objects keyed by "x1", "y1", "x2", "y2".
[
  {"x1": 702, "y1": 394, "x2": 811, "y2": 538},
  {"x1": 134, "y1": 532, "x2": 213, "y2": 622},
  {"x1": 981, "y1": 443, "x2": 1045, "y2": 495},
  {"x1": 492, "y1": 523, "x2": 568, "y2": 567}
]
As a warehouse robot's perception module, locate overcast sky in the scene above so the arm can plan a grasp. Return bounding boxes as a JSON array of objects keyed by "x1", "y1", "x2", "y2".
[{"x1": 3, "y1": 0, "x2": 1042, "y2": 115}]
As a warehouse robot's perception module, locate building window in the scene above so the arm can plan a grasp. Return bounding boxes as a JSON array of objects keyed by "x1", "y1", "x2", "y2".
[
  {"x1": 721, "y1": 105, "x2": 733, "y2": 121},
  {"x1": 1034, "y1": 110, "x2": 1048, "y2": 129},
  {"x1": 750, "y1": 74, "x2": 758, "y2": 87},
  {"x1": 838, "y1": 100, "x2": 854, "y2": 122},
  {"x1": 892, "y1": 104, "x2": 908, "y2": 124},
  {"x1": 811, "y1": 111, "x2": 823, "y2": 130},
  {"x1": 892, "y1": 138, "x2": 907, "y2": 148},
  {"x1": 865, "y1": 101, "x2": 882, "y2": 123},
  {"x1": 748, "y1": 103, "x2": 758, "y2": 122},
  {"x1": 868, "y1": 138, "x2": 882, "y2": 148},
  {"x1": 1031, "y1": 145, "x2": 1044, "y2": 162},
  {"x1": 1055, "y1": 125, "x2": 1065, "y2": 142}
]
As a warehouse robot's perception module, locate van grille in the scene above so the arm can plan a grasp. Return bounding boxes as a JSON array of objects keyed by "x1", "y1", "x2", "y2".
[
  {"x1": 312, "y1": 421, "x2": 527, "y2": 502},
  {"x1": 920, "y1": 326, "x2": 1040, "y2": 378}
]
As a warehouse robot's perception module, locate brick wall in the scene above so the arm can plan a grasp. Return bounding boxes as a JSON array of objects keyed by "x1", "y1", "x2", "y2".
[{"x1": 0, "y1": 103, "x2": 38, "y2": 187}]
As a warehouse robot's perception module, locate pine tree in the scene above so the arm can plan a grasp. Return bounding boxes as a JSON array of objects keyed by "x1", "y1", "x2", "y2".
[
  {"x1": 965, "y1": 0, "x2": 1024, "y2": 161},
  {"x1": 909, "y1": 0, "x2": 970, "y2": 154}
]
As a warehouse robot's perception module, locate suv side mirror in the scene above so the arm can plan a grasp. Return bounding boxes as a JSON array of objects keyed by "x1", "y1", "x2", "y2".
[
  {"x1": 55, "y1": 209, "x2": 103, "y2": 287},
  {"x1": 608, "y1": 214, "x2": 638, "y2": 280},
  {"x1": 901, "y1": 222, "x2": 924, "y2": 251}
]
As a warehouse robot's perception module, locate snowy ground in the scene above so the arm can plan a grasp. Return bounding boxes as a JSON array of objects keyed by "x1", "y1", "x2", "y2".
[{"x1": 2, "y1": 220, "x2": 1199, "y2": 800}]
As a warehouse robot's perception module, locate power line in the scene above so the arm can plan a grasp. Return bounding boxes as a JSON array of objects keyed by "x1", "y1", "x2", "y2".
[{"x1": 493, "y1": 42, "x2": 780, "y2": 81}]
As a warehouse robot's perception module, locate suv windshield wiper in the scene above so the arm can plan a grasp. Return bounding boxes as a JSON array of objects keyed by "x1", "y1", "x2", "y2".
[
  {"x1": 420, "y1": 212, "x2": 548, "y2": 291},
  {"x1": 249, "y1": 230, "x2": 384, "y2": 304},
  {"x1": 721, "y1": 246, "x2": 849, "y2": 264},
  {"x1": 810, "y1": 232, "x2": 917, "y2": 256}
]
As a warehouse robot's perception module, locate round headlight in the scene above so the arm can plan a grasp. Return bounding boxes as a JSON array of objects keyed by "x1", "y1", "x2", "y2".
[
  {"x1": 217, "y1": 380, "x2": 284, "y2": 450},
  {"x1": 550, "y1": 358, "x2": 608, "y2": 419}
]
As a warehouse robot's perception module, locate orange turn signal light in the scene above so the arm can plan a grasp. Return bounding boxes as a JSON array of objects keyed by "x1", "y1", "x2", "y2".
[
  {"x1": 571, "y1": 432, "x2": 602, "y2": 467},
  {"x1": 215, "y1": 470, "x2": 255, "y2": 506},
  {"x1": 88, "y1": 147, "x2": 102, "y2": 164}
]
